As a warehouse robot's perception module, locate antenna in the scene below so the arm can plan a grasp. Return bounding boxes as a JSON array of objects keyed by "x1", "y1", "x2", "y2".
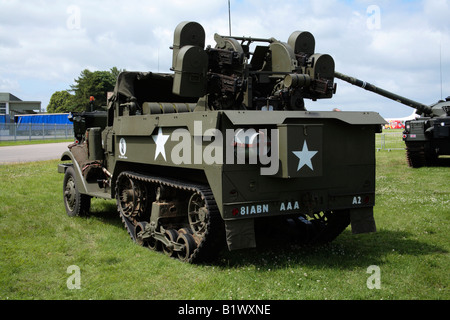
[
  {"x1": 228, "y1": 0, "x2": 232, "y2": 36},
  {"x1": 440, "y1": 41, "x2": 443, "y2": 100}
]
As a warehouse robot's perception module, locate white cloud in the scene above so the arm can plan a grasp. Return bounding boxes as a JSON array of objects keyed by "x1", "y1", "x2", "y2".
[{"x1": 0, "y1": 78, "x2": 20, "y2": 92}]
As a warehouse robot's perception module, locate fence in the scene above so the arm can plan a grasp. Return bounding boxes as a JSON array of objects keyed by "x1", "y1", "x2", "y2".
[
  {"x1": 0, "y1": 122, "x2": 73, "y2": 141},
  {"x1": 375, "y1": 131, "x2": 405, "y2": 151}
]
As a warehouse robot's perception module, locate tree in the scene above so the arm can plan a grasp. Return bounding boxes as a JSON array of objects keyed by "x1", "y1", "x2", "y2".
[
  {"x1": 47, "y1": 67, "x2": 125, "y2": 113},
  {"x1": 110, "y1": 66, "x2": 124, "y2": 80},
  {"x1": 47, "y1": 90, "x2": 75, "y2": 113},
  {"x1": 70, "y1": 69, "x2": 116, "y2": 111}
]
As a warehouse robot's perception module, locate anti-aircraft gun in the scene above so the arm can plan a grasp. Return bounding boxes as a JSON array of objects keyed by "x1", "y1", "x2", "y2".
[
  {"x1": 335, "y1": 72, "x2": 450, "y2": 168},
  {"x1": 58, "y1": 22, "x2": 385, "y2": 263}
]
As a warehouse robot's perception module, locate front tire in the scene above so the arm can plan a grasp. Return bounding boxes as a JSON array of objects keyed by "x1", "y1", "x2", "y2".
[{"x1": 63, "y1": 166, "x2": 91, "y2": 217}]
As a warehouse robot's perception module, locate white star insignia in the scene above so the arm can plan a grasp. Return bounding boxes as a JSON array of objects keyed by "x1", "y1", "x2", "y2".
[
  {"x1": 292, "y1": 141, "x2": 318, "y2": 171},
  {"x1": 152, "y1": 127, "x2": 170, "y2": 161}
]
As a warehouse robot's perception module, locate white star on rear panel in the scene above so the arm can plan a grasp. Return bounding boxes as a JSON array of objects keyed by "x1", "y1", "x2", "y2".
[{"x1": 292, "y1": 141, "x2": 318, "y2": 171}]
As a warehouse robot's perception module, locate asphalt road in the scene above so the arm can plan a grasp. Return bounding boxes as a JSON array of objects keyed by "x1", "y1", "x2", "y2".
[{"x1": 0, "y1": 142, "x2": 70, "y2": 164}]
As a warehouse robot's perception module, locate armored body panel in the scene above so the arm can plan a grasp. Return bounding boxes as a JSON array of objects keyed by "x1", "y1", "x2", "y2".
[
  {"x1": 59, "y1": 22, "x2": 385, "y2": 263},
  {"x1": 335, "y1": 72, "x2": 450, "y2": 168}
]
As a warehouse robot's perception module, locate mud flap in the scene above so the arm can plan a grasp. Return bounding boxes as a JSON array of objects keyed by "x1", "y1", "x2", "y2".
[
  {"x1": 224, "y1": 219, "x2": 256, "y2": 251},
  {"x1": 350, "y1": 207, "x2": 377, "y2": 234}
]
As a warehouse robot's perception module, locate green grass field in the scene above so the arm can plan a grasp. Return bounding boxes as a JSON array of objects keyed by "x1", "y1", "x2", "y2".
[{"x1": 0, "y1": 150, "x2": 448, "y2": 300}]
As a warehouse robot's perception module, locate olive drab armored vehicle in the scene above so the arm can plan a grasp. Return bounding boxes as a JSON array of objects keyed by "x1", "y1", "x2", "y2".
[
  {"x1": 59, "y1": 21, "x2": 385, "y2": 263},
  {"x1": 335, "y1": 72, "x2": 450, "y2": 168}
]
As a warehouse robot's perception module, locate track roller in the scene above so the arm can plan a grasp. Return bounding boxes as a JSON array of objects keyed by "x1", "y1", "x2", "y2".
[
  {"x1": 176, "y1": 233, "x2": 197, "y2": 262},
  {"x1": 162, "y1": 229, "x2": 179, "y2": 257},
  {"x1": 135, "y1": 222, "x2": 148, "y2": 246},
  {"x1": 115, "y1": 171, "x2": 225, "y2": 263}
]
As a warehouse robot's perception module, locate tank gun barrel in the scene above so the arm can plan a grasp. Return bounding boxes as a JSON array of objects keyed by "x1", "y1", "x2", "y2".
[{"x1": 334, "y1": 71, "x2": 432, "y2": 116}]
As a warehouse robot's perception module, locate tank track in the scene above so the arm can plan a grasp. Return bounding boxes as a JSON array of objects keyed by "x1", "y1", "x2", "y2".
[
  {"x1": 406, "y1": 142, "x2": 426, "y2": 168},
  {"x1": 115, "y1": 171, "x2": 225, "y2": 263},
  {"x1": 405, "y1": 142, "x2": 437, "y2": 168}
]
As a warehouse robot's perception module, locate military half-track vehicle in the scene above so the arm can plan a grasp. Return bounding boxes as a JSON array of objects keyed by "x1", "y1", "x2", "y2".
[
  {"x1": 335, "y1": 72, "x2": 450, "y2": 168},
  {"x1": 59, "y1": 22, "x2": 385, "y2": 263}
]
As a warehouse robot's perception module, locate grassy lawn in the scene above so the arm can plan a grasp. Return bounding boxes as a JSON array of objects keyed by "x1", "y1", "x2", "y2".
[{"x1": 0, "y1": 150, "x2": 448, "y2": 300}]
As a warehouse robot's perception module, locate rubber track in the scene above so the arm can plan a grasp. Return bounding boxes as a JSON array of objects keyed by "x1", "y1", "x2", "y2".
[
  {"x1": 115, "y1": 171, "x2": 225, "y2": 263},
  {"x1": 405, "y1": 142, "x2": 426, "y2": 168}
]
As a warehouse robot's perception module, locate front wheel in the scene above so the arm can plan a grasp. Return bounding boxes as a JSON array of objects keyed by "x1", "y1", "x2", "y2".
[{"x1": 63, "y1": 166, "x2": 91, "y2": 217}]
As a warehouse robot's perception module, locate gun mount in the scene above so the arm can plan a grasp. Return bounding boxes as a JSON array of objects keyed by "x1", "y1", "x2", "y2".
[{"x1": 170, "y1": 21, "x2": 337, "y2": 112}]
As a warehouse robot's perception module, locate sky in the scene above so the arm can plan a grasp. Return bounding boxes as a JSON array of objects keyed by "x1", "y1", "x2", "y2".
[{"x1": 0, "y1": 0, "x2": 449, "y2": 118}]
